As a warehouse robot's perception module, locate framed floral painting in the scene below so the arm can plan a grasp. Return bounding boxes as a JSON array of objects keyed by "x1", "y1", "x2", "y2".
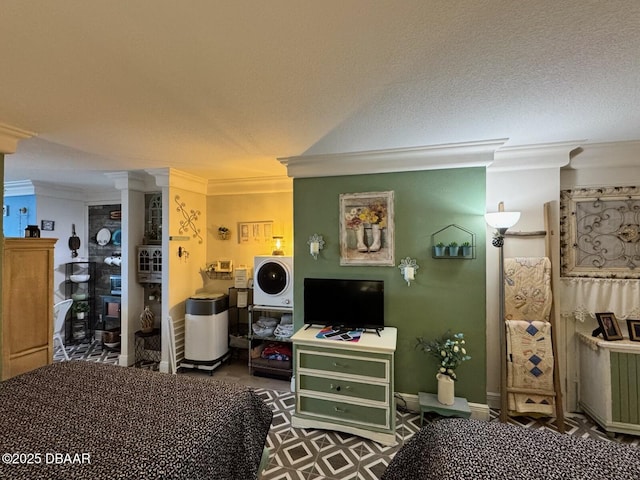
[{"x1": 339, "y1": 191, "x2": 394, "y2": 266}]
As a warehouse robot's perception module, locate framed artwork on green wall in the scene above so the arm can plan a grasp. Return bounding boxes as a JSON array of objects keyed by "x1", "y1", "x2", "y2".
[{"x1": 340, "y1": 191, "x2": 394, "y2": 266}]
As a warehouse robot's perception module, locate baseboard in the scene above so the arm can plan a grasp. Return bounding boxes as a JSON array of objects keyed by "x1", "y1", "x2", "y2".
[
  {"x1": 396, "y1": 392, "x2": 491, "y2": 421},
  {"x1": 486, "y1": 391, "x2": 500, "y2": 409}
]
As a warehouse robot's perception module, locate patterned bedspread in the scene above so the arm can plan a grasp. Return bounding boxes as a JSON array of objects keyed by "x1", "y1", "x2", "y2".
[
  {"x1": 382, "y1": 418, "x2": 640, "y2": 480},
  {"x1": 0, "y1": 361, "x2": 273, "y2": 480}
]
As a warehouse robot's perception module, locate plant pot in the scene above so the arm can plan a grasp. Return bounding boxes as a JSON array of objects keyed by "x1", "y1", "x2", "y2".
[
  {"x1": 437, "y1": 373, "x2": 455, "y2": 405},
  {"x1": 461, "y1": 246, "x2": 473, "y2": 257},
  {"x1": 433, "y1": 246, "x2": 446, "y2": 257},
  {"x1": 76, "y1": 312, "x2": 85, "y2": 320},
  {"x1": 448, "y1": 246, "x2": 460, "y2": 257}
]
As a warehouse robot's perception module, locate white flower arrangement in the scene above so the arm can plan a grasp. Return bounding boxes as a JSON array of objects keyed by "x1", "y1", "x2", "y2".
[{"x1": 416, "y1": 331, "x2": 471, "y2": 380}]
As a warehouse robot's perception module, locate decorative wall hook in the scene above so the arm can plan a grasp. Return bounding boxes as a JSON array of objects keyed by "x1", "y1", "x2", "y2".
[
  {"x1": 398, "y1": 257, "x2": 419, "y2": 286},
  {"x1": 308, "y1": 233, "x2": 325, "y2": 260}
]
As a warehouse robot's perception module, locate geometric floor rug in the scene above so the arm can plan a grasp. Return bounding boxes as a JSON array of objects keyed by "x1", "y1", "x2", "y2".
[
  {"x1": 254, "y1": 389, "x2": 639, "y2": 480},
  {"x1": 54, "y1": 342, "x2": 639, "y2": 479}
]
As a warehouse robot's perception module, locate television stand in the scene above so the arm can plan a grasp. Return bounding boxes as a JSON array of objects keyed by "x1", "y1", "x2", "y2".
[{"x1": 291, "y1": 325, "x2": 398, "y2": 445}]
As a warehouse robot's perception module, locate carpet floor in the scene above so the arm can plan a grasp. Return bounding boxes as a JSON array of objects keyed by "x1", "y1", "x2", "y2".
[{"x1": 54, "y1": 342, "x2": 639, "y2": 479}]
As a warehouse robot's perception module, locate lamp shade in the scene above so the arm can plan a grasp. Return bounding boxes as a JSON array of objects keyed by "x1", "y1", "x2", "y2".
[{"x1": 485, "y1": 211, "x2": 521, "y2": 229}]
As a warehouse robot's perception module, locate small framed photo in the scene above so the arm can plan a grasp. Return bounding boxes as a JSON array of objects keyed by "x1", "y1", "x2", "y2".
[
  {"x1": 41, "y1": 219, "x2": 55, "y2": 231},
  {"x1": 595, "y1": 312, "x2": 624, "y2": 341},
  {"x1": 627, "y1": 319, "x2": 640, "y2": 342}
]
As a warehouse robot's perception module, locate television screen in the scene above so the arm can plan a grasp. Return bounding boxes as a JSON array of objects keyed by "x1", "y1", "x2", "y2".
[{"x1": 303, "y1": 278, "x2": 384, "y2": 331}]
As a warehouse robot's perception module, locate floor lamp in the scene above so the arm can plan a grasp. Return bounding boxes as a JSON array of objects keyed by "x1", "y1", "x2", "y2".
[{"x1": 486, "y1": 202, "x2": 520, "y2": 422}]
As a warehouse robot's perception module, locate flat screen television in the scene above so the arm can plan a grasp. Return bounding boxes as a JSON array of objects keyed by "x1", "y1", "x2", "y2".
[{"x1": 303, "y1": 278, "x2": 384, "y2": 332}]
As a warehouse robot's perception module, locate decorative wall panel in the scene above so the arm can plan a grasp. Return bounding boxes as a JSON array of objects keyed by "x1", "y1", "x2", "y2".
[{"x1": 560, "y1": 186, "x2": 640, "y2": 278}]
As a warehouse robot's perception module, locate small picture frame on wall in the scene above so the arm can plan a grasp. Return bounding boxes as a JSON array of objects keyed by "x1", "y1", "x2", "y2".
[
  {"x1": 627, "y1": 319, "x2": 640, "y2": 342},
  {"x1": 41, "y1": 219, "x2": 55, "y2": 231},
  {"x1": 595, "y1": 312, "x2": 624, "y2": 341}
]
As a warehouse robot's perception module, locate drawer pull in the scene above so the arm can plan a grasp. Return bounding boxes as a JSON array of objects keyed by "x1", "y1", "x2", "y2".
[
  {"x1": 333, "y1": 362, "x2": 346, "y2": 368},
  {"x1": 334, "y1": 406, "x2": 346, "y2": 413},
  {"x1": 329, "y1": 384, "x2": 349, "y2": 392}
]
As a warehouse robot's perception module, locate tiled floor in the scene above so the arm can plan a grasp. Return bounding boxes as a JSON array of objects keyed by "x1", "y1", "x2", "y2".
[{"x1": 54, "y1": 342, "x2": 639, "y2": 480}]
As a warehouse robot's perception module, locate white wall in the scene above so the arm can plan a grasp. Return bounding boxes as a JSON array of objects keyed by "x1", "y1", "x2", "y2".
[
  {"x1": 487, "y1": 140, "x2": 640, "y2": 412},
  {"x1": 486, "y1": 166, "x2": 560, "y2": 407},
  {"x1": 559, "y1": 141, "x2": 640, "y2": 411}
]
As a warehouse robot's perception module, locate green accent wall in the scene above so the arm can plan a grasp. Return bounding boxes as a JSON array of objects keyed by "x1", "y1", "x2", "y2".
[{"x1": 293, "y1": 168, "x2": 486, "y2": 403}]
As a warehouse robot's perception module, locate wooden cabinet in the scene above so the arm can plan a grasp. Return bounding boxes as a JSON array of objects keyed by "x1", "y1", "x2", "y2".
[
  {"x1": 2, "y1": 238, "x2": 57, "y2": 380},
  {"x1": 578, "y1": 333, "x2": 640, "y2": 436},
  {"x1": 291, "y1": 326, "x2": 397, "y2": 445}
]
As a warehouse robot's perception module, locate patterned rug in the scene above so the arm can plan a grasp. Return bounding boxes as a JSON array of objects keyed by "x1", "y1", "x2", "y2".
[{"x1": 54, "y1": 342, "x2": 639, "y2": 480}]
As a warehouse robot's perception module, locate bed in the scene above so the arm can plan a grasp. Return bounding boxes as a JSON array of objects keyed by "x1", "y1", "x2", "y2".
[
  {"x1": 382, "y1": 418, "x2": 640, "y2": 480},
  {"x1": 0, "y1": 361, "x2": 272, "y2": 480}
]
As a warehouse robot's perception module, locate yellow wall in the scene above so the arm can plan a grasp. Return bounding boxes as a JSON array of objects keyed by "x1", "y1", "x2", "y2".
[{"x1": 206, "y1": 191, "x2": 294, "y2": 275}]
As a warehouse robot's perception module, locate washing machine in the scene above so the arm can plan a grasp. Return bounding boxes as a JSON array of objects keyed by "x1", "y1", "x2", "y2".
[
  {"x1": 253, "y1": 256, "x2": 294, "y2": 307},
  {"x1": 181, "y1": 292, "x2": 230, "y2": 374}
]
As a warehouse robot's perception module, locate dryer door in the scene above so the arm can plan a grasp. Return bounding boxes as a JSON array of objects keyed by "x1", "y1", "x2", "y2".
[{"x1": 256, "y1": 261, "x2": 288, "y2": 295}]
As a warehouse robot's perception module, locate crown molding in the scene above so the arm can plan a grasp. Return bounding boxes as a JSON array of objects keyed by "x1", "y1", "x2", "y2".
[
  {"x1": 278, "y1": 139, "x2": 508, "y2": 178},
  {"x1": 146, "y1": 168, "x2": 208, "y2": 194},
  {"x1": 3, "y1": 180, "x2": 87, "y2": 200},
  {"x1": 0, "y1": 123, "x2": 36, "y2": 154},
  {"x1": 105, "y1": 171, "x2": 149, "y2": 191},
  {"x1": 566, "y1": 140, "x2": 640, "y2": 169},
  {"x1": 489, "y1": 141, "x2": 584, "y2": 172},
  {"x1": 207, "y1": 175, "x2": 292, "y2": 195}
]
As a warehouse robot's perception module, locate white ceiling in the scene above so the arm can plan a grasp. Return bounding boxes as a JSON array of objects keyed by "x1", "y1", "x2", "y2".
[{"x1": 2, "y1": 1, "x2": 639, "y2": 191}]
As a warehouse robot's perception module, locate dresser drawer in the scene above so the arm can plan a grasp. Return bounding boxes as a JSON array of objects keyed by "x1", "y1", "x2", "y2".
[
  {"x1": 298, "y1": 395, "x2": 389, "y2": 428},
  {"x1": 298, "y1": 350, "x2": 388, "y2": 380},
  {"x1": 299, "y1": 374, "x2": 387, "y2": 403}
]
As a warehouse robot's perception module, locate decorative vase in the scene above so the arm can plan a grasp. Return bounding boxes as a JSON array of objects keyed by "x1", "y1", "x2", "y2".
[
  {"x1": 436, "y1": 373, "x2": 455, "y2": 405},
  {"x1": 369, "y1": 224, "x2": 382, "y2": 252},
  {"x1": 355, "y1": 224, "x2": 368, "y2": 252},
  {"x1": 140, "y1": 305, "x2": 155, "y2": 333}
]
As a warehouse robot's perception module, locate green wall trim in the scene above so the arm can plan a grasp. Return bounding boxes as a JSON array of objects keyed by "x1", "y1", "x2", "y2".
[{"x1": 292, "y1": 168, "x2": 486, "y2": 403}]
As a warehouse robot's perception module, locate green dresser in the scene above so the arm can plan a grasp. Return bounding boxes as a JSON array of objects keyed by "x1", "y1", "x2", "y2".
[{"x1": 291, "y1": 326, "x2": 397, "y2": 445}]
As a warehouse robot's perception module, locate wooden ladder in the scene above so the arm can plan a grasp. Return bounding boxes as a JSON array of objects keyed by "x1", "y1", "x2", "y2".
[{"x1": 500, "y1": 201, "x2": 565, "y2": 433}]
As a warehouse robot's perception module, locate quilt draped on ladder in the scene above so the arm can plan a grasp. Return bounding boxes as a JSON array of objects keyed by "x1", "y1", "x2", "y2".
[{"x1": 504, "y1": 257, "x2": 555, "y2": 415}]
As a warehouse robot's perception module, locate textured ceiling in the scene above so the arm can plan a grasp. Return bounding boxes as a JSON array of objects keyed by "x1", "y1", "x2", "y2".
[{"x1": 1, "y1": 1, "x2": 639, "y2": 190}]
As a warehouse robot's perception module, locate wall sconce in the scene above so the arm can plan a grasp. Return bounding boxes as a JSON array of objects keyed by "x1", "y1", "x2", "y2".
[
  {"x1": 307, "y1": 234, "x2": 325, "y2": 260},
  {"x1": 485, "y1": 201, "x2": 521, "y2": 247},
  {"x1": 398, "y1": 257, "x2": 419, "y2": 286}
]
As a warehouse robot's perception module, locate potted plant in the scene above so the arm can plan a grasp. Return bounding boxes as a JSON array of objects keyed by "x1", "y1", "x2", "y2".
[
  {"x1": 73, "y1": 301, "x2": 90, "y2": 320},
  {"x1": 217, "y1": 226, "x2": 230, "y2": 240},
  {"x1": 434, "y1": 242, "x2": 446, "y2": 257},
  {"x1": 461, "y1": 241, "x2": 473, "y2": 257},
  {"x1": 448, "y1": 241, "x2": 459, "y2": 256},
  {"x1": 416, "y1": 331, "x2": 471, "y2": 405}
]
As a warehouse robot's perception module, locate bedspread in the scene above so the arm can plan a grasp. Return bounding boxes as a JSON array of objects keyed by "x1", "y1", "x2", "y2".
[
  {"x1": 382, "y1": 418, "x2": 640, "y2": 480},
  {"x1": 0, "y1": 361, "x2": 272, "y2": 480}
]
